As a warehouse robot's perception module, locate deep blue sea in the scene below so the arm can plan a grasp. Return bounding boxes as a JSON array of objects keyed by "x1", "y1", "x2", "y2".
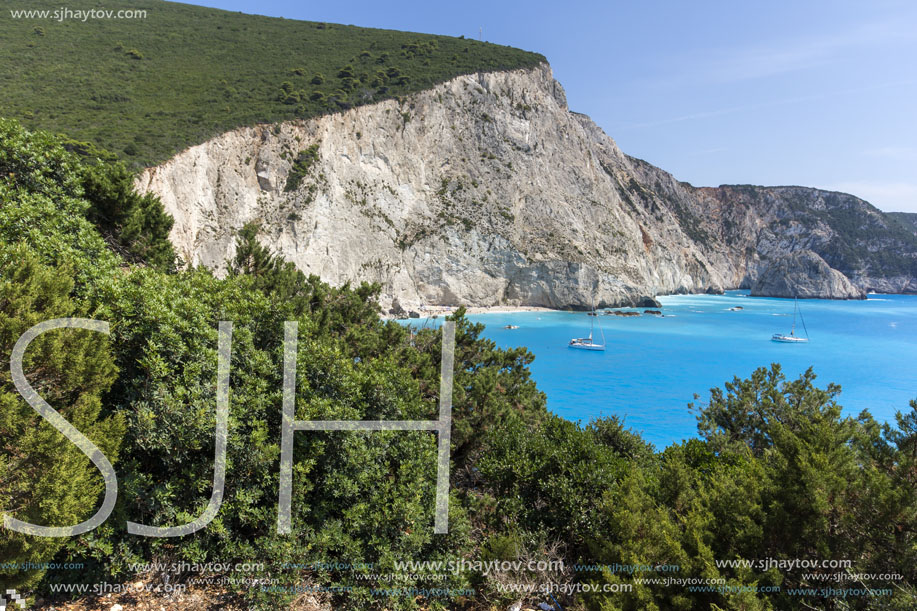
[{"x1": 404, "y1": 292, "x2": 917, "y2": 448}]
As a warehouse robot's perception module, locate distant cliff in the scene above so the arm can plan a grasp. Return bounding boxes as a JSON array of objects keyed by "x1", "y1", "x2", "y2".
[
  {"x1": 689, "y1": 184, "x2": 917, "y2": 294},
  {"x1": 889, "y1": 212, "x2": 917, "y2": 237},
  {"x1": 137, "y1": 64, "x2": 917, "y2": 309},
  {"x1": 750, "y1": 250, "x2": 866, "y2": 299}
]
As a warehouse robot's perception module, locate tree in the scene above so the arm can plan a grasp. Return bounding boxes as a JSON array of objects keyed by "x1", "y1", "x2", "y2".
[
  {"x1": 80, "y1": 160, "x2": 177, "y2": 270},
  {"x1": 0, "y1": 246, "x2": 124, "y2": 591},
  {"x1": 0, "y1": 119, "x2": 175, "y2": 272},
  {"x1": 694, "y1": 365, "x2": 915, "y2": 609}
]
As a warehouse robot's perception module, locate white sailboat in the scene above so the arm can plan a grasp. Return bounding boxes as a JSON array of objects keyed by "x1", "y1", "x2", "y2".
[
  {"x1": 771, "y1": 297, "x2": 809, "y2": 343},
  {"x1": 569, "y1": 302, "x2": 606, "y2": 351}
]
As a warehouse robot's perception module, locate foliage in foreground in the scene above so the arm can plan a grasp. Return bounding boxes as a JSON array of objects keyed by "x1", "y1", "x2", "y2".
[{"x1": 1, "y1": 121, "x2": 916, "y2": 610}]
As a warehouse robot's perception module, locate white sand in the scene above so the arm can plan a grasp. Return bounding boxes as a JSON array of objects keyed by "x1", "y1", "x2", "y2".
[{"x1": 380, "y1": 304, "x2": 564, "y2": 320}]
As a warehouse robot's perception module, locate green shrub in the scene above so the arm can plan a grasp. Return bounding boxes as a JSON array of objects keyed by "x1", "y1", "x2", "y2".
[
  {"x1": 0, "y1": 246, "x2": 125, "y2": 591},
  {"x1": 284, "y1": 143, "x2": 320, "y2": 192},
  {"x1": 79, "y1": 159, "x2": 177, "y2": 271}
]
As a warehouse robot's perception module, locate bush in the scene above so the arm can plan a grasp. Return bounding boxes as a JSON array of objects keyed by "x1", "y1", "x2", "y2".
[
  {"x1": 79, "y1": 160, "x2": 176, "y2": 271},
  {"x1": 284, "y1": 144, "x2": 320, "y2": 192},
  {"x1": 280, "y1": 90, "x2": 300, "y2": 105},
  {"x1": 0, "y1": 245, "x2": 124, "y2": 591}
]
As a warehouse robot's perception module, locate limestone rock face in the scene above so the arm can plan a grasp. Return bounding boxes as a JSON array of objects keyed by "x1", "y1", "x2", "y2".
[
  {"x1": 688, "y1": 184, "x2": 917, "y2": 295},
  {"x1": 750, "y1": 250, "x2": 866, "y2": 299},
  {"x1": 136, "y1": 64, "x2": 916, "y2": 308}
]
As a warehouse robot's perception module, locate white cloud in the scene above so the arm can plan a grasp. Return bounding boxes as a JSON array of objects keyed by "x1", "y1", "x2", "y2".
[{"x1": 821, "y1": 181, "x2": 917, "y2": 213}]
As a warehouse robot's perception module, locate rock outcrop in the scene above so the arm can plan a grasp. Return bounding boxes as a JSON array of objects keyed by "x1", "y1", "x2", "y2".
[
  {"x1": 750, "y1": 250, "x2": 866, "y2": 299},
  {"x1": 687, "y1": 184, "x2": 917, "y2": 294},
  {"x1": 137, "y1": 64, "x2": 917, "y2": 308}
]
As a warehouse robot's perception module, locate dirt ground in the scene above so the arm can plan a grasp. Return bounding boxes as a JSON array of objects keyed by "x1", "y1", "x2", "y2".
[{"x1": 31, "y1": 580, "x2": 330, "y2": 611}]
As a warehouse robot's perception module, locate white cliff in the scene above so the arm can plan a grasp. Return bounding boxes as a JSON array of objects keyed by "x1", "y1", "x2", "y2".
[
  {"x1": 137, "y1": 64, "x2": 916, "y2": 309},
  {"x1": 750, "y1": 250, "x2": 866, "y2": 299}
]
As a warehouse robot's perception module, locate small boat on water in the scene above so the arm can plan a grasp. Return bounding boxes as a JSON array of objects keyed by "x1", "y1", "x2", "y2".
[
  {"x1": 504, "y1": 324, "x2": 519, "y2": 329},
  {"x1": 570, "y1": 302, "x2": 606, "y2": 351},
  {"x1": 772, "y1": 297, "x2": 809, "y2": 343},
  {"x1": 569, "y1": 336, "x2": 605, "y2": 350}
]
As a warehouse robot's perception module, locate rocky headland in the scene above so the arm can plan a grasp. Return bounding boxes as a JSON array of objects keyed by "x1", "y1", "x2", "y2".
[{"x1": 137, "y1": 64, "x2": 917, "y2": 310}]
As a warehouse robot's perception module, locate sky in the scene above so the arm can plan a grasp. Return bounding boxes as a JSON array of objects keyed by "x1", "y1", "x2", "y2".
[{"x1": 186, "y1": 0, "x2": 917, "y2": 212}]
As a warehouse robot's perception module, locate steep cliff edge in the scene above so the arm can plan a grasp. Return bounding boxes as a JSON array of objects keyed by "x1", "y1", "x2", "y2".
[{"x1": 137, "y1": 64, "x2": 917, "y2": 309}]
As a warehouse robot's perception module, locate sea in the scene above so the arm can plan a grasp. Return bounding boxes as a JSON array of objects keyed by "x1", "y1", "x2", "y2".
[{"x1": 403, "y1": 291, "x2": 917, "y2": 448}]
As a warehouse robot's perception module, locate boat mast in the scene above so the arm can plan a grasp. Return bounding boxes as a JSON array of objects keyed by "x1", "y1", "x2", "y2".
[{"x1": 791, "y1": 297, "x2": 797, "y2": 336}]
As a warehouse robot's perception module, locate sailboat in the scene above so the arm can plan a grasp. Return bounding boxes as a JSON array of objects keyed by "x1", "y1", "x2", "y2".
[
  {"x1": 771, "y1": 297, "x2": 809, "y2": 343},
  {"x1": 569, "y1": 301, "x2": 606, "y2": 351}
]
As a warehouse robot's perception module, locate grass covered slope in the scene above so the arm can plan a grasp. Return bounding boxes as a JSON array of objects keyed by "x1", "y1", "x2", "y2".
[{"x1": 1, "y1": 0, "x2": 544, "y2": 166}]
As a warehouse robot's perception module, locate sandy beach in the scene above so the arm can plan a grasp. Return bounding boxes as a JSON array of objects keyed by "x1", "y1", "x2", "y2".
[{"x1": 380, "y1": 304, "x2": 564, "y2": 320}]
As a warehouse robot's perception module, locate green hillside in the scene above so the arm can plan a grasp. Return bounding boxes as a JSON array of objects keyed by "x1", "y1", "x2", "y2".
[
  {"x1": 0, "y1": 0, "x2": 544, "y2": 166},
  {"x1": 889, "y1": 211, "x2": 917, "y2": 237}
]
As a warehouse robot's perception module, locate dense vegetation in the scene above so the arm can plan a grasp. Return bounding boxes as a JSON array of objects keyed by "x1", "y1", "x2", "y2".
[
  {"x1": 1, "y1": 0, "x2": 544, "y2": 167},
  {"x1": 2, "y1": 121, "x2": 917, "y2": 609}
]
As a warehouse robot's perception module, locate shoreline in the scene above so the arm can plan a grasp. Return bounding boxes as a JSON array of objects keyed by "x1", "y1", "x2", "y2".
[
  {"x1": 381, "y1": 304, "x2": 560, "y2": 320},
  {"x1": 379, "y1": 290, "x2": 906, "y2": 320},
  {"x1": 462, "y1": 305, "x2": 560, "y2": 315}
]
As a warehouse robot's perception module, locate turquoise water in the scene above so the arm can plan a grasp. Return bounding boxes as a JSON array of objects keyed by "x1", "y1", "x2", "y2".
[{"x1": 405, "y1": 292, "x2": 917, "y2": 448}]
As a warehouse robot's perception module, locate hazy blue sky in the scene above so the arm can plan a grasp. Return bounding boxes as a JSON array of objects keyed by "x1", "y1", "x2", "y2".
[{"x1": 188, "y1": 0, "x2": 917, "y2": 212}]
